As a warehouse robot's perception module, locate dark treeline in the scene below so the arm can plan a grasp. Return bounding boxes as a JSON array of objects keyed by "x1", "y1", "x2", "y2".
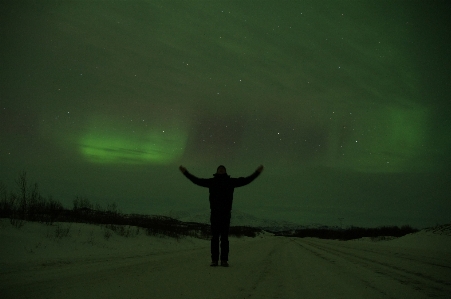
[
  {"x1": 1, "y1": 171, "x2": 418, "y2": 241},
  {"x1": 0, "y1": 171, "x2": 261, "y2": 239},
  {"x1": 274, "y1": 225, "x2": 419, "y2": 241}
]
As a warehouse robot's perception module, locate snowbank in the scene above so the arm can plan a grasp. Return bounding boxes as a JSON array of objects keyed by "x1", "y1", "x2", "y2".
[{"x1": 0, "y1": 219, "x2": 209, "y2": 269}]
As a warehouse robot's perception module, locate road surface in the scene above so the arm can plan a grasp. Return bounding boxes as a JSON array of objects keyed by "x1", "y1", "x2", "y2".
[{"x1": 1, "y1": 236, "x2": 450, "y2": 299}]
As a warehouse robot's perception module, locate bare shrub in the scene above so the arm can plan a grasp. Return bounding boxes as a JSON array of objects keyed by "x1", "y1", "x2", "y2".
[
  {"x1": 73, "y1": 196, "x2": 93, "y2": 211},
  {"x1": 104, "y1": 224, "x2": 138, "y2": 238},
  {"x1": 103, "y1": 228, "x2": 112, "y2": 240},
  {"x1": 47, "y1": 223, "x2": 71, "y2": 240},
  {"x1": 10, "y1": 216, "x2": 25, "y2": 228}
]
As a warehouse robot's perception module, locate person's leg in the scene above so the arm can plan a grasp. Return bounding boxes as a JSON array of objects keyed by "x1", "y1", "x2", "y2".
[
  {"x1": 220, "y1": 212, "x2": 231, "y2": 262},
  {"x1": 210, "y1": 213, "x2": 220, "y2": 263}
]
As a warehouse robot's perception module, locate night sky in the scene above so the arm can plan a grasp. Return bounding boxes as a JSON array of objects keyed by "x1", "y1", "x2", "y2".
[{"x1": 1, "y1": 1, "x2": 450, "y2": 228}]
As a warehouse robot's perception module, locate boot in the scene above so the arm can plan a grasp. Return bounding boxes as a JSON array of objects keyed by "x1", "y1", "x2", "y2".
[{"x1": 210, "y1": 261, "x2": 218, "y2": 267}]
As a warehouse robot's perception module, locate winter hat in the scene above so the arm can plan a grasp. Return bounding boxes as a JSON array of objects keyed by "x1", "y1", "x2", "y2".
[{"x1": 217, "y1": 165, "x2": 226, "y2": 172}]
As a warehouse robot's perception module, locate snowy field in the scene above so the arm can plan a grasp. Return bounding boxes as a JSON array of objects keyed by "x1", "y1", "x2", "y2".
[{"x1": 1, "y1": 219, "x2": 450, "y2": 299}]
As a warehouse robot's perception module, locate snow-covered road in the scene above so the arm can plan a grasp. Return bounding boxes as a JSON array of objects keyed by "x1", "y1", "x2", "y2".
[{"x1": 2, "y1": 234, "x2": 450, "y2": 299}]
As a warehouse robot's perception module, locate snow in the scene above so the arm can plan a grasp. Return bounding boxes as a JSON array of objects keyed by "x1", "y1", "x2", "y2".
[{"x1": 1, "y1": 219, "x2": 450, "y2": 299}]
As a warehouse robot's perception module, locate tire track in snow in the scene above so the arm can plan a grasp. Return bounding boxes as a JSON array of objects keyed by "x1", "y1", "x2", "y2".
[
  {"x1": 236, "y1": 237, "x2": 396, "y2": 299},
  {"x1": 306, "y1": 238, "x2": 451, "y2": 270},
  {"x1": 297, "y1": 238, "x2": 451, "y2": 298}
]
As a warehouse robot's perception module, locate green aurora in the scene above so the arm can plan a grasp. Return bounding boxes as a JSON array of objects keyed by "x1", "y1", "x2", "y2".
[
  {"x1": 1, "y1": 0, "x2": 450, "y2": 227},
  {"x1": 79, "y1": 117, "x2": 188, "y2": 165}
]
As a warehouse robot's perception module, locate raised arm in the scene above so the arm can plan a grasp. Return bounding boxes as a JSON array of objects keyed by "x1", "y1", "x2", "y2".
[
  {"x1": 179, "y1": 165, "x2": 211, "y2": 188},
  {"x1": 233, "y1": 165, "x2": 264, "y2": 188}
]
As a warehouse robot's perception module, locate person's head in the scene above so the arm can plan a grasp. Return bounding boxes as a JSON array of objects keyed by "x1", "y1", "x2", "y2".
[{"x1": 216, "y1": 165, "x2": 227, "y2": 174}]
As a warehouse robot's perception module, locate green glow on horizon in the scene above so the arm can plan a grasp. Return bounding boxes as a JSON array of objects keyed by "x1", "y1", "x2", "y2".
[
  {"x1": 386, "y1": 105, "x2": 426, "y2": 153},
  {"x1": 79, "y1": 123, "x2": 188, "y2": 165},
  {"x1": 328, "y1": 104, "x2": 430, "y2": 173}
]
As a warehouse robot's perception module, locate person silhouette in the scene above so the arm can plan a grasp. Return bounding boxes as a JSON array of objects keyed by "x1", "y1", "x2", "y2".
[{"x1": 179, "y1": 164, "x2": 264, "y2": 267}]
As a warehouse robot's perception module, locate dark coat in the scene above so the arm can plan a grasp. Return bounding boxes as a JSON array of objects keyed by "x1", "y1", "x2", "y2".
[{"x1": 183, "y1": 170, "x2": 261, "y2": 212}]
